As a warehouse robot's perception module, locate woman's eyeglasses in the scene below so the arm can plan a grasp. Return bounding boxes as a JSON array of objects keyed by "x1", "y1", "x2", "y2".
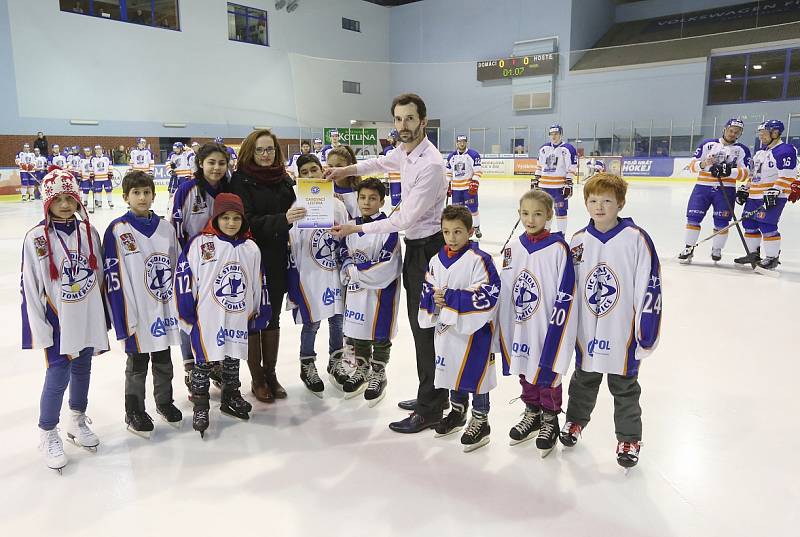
[{"x1": 255, "y1": 147, "x2": 276, "y2": 155}]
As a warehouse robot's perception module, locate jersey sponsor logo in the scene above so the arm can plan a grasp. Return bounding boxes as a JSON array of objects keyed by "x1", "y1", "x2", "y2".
[
  {"x1": 344, "y1": 308, "x2": 366, "y2": 323},
  {"x1": 584, "y1": 263, "x2": 620, "y2": 317},
  {"x1": 216, "y1": 326, "x2": 248, "y2": 346},
  {"x1": 310, "y1": 230, "x2": 339, "y2": 271},
  {"x1": 201, "y1": 241, "x2": 216, "y2": 261},
  {"x1": 435, "y1": 354, "x2": 446, "y2": 367},
  {"x1": 120, "y1": 233, "x2": 138, "y2": 253},
  {"x1": 571, "y1": 243, "x2": 584, "y2": 265},
  {"x1": 145, "y1": 253, "x2": 174, "y2": 302},
  {"x1": 587, "y1": 338, "x2": 612, "y2": 357},
  {"x1": 150, "y1": 316, "x2": 178, "y2": 337},
  {"x1": 513, "y1": 269, "x2": 541, "y2": 322},
  {"x1": 60, "y1": 252, "x2": 97, "y2": 302},
  {"x1": 322, "y1": 287, "x2": 341, "y2": 306},
  {"x1": 213, "y1": 262, "x2": 248, "y2": 312},
  {"x1": 34, "y1": 236, "x2": 47, "y2": 257}
]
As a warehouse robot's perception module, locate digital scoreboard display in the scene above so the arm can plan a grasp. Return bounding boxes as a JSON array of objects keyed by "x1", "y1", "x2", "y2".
[{"x1": 476, "y1": 53, "x2": 558, "y2": 81}]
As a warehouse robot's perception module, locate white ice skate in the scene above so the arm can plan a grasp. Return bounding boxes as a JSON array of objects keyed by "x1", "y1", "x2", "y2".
[
  {"x1": 39, "y1": 427, "x2": 67, "y2": 474},
  {"x1": 66, "y1": 409, "x2": 99, "y2": 452}
]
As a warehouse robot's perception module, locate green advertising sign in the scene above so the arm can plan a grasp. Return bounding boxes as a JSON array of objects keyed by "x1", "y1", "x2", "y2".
[{"x1": 324, "y1": 128, "x2": 378, "y2": 145}]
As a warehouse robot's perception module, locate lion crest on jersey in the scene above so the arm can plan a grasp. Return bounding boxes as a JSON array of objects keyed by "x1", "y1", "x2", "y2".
[
  {"x1": 120, "y1": 233, "x2": 137, "y2": 252},
  {"x1": 201, "y1": 241, "x2": 215, "y2": 261},
  {"x1": 61, "y1": 252, "x2": 97, "y2": 302},
  {"x1": 34, "y1": 236, "x2": 47, "y2": 257},
  {"x1": 213, "y1": 262, "x2": 247, "y2": 312},
  {"x1": 584, "y1": 263, "x2": 619, "y2": 317},
  {"x1": 513, "y1": 269, "x2": 541, "y2": 322},
  {"x1": 310, "y1": 230, "x2": 339, "y2": 271},
  {"x1": 145, "y1": 253, "x2": 174, "y2": 302}
]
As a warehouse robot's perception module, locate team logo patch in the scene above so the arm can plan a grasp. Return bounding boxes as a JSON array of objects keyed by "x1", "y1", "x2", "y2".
[
  {"x1": 502, "y1": 247, "x2": 512, "y2": 269},
  {"x1": 571, "y1": 244, "x2": 584, "y2": 265},
  {"x1": 513, "y1": 270, "x2": 541, "y2": 322},
  {"x1": 213, "y1": 262, "x2": 248, "y2": 313},
  {"x1": 120, "y1": 233, "x2": 137, "y2": 252},
  {"x1": 144, "y1": 253, "x2": 174, "y2": 302},
  {"x1": 191, "y1": 199, "x2": 207, "y2": 214},
  {"x1": 584, "y1": 263, "x2": 620, "y2": 317},
  {"x1": 60, "y1": 252, "x2": 97, "y2": 302},
  {"x1": 311, "y1": 186, "x2": 321, "y2": 194},
  {"x1": 201, "y1": 241, "x2": 216, "y2": 261},
  {"x1": 310, "y1": 230, "x2": 339, "y2": 271},
  {"x1": 34, "y1": 236, "x2": 47, "y2": 257}
]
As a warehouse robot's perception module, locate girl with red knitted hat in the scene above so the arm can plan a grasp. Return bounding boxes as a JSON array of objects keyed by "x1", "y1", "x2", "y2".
[{"x1": 20, "y1": 167, "x2": 109, "y2": 473}]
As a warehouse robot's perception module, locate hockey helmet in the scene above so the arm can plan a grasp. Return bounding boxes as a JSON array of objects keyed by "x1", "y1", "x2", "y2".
[
  {"x1": 173, "y1": 142, "x2": 184, "y2": 150},
  {"x1": 456, "y1": 134, "x2": 468, "y2": 142},
  {"x1": 214, "y1": 137, "x2": 224, "y2": 143},
  {"x1": 763, "y1": 120, "x2": 785, "y2": 135},
  {"x1": 724, "y1": 118, "x2": 744, "y2": 130},
  {"x1": 548, "y1": 124, "x2": 563, "y2": 135}
]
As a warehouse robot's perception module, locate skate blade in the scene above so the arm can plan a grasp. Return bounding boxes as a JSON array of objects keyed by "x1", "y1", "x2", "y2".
[
  {"x1": 509, "y1": 434, "x2": 536, "y2": 446},
  {"x1": 51, "y1": 466, "x2": 66, "y2": 475},
  {"x1": 434, "y1": 425, "x2": 464, "y2": 438},
  {"x1": 343, "y1": 385, "x2": 367, "y2": 400},
  {"x1": 366, "y1": 390, "x2": 386, "y2": 408},
  {"x1": 220, "y1": 410, "x2": 250, "y2": 421},
  {"x1": 754, "y1": 266, "x2": 780, "y2": 278},
  {"x1": 160, "y1": 417, "x2": 183, "y2": 429},
  {"x1": 463, "y1": 437, "x2": 490, "y2": 452},
  {"x1": 67, "y1": 434, "x2": 99, "y2": 451},
  {"x1": 328, "y1": 374, "x2": 345, "y2": 391},
  {"x1": 538, "y1": 445, "x2": 556, "y2": 458},
  {"x1": 306, "y1": 389, "x2": 324, "y2": 399},
  {"x1": 126, "y1": 427, "x2": 151, "y2": 440},
  {"x1": 678, "y1": 258, "x2": 692, "y2": 265}
]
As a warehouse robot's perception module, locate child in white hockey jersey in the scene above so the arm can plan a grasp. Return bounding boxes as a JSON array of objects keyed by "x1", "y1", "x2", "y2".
[
  {"x1": 338, "y1": 179, "x2": 402, "y2": 405},
  {"x1": 497, "y1": 190, "x2": 577, "y2": 457},
  {"x1": 91, "y1": 145, "x2": 114, "y2": 209},
  {"x1": 103, "y1": 171, "x2": 182, "y2": 438},
  {"x1": 15, "y1": 143, "x2": 36, "y2": 202},
  {"x1": 419, "y1": 205, "x2": 501, "y2": 452},
  {"x1": 561, "y1": 173, "x2": 662, "y2": 469},
  {"x1": 78, "y1": 147, "x2": 95, "y2": 212},
  {"x1": 176, "y1": 193, "x2": 271, "y2": 437},
  {"x1": 21, "y1": 168, "x2": 109, "y2": 472},
  {"x1": 170, "y1": 143, "x2": 231, "y2": 394},
  {"x1": 286, "y1": 154, "x2": 349, "y2": 397},
  {"x1": 326, "y1": 146, "x2": 361, "y2": 219}
]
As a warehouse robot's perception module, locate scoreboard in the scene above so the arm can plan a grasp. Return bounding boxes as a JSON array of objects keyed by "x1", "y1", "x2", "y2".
[{"x1": 476, "y1": 53, "x2": 558, "y2": 81}]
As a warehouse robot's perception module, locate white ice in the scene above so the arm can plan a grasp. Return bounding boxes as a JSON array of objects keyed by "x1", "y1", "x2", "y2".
[{"x1": 0, "y1": 180, "x2": 797, "y2": 536}]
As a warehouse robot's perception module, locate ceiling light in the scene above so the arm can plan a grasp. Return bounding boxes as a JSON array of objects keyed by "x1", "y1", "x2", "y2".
[
  {"x1": 163, "y1": 123, "x2": 186, "y2": 128},
  {"x1": 753, "y1": 64, "x2": 762, "y2": 70},
  {"x1": 70, "y1": 119, "x2": 99, "y2": 125},
  {"x1": 725, "y1": 74, "x2": 732, "y2": 79}
]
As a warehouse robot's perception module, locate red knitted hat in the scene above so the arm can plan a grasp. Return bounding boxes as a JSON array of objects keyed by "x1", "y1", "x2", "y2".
[{"x1": 208, "y1": 193, "x2": 250, "y2": 236}]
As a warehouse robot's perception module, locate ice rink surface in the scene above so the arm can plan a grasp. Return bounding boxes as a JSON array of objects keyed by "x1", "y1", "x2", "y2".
[{"x1": 0, "y1": 180, "x2": 797, "y2": 536}]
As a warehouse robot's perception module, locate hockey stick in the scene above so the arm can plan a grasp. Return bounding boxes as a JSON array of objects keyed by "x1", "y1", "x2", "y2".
[
  {"x1": 716, "y1": 174, "x2": 758, "y2": 269},
  {"x1": 498, "y1": 218, "x2": 521, "y2": 254},
  {"x1": 686, "y1": 203, "x2": 765, "y2": 256}
]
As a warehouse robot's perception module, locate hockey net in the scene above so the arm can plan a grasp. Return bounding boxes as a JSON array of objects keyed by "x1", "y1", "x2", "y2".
[{"x1": 577, "y1": 155, "x2": 623, "y2": 183}]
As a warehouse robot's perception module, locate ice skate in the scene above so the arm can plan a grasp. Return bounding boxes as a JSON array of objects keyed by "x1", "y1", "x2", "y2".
[
  {"x1": 757, "y1": 255, "x2": 780, "y2": 271},
  {"x1": 39, "y1": 427, "x2": 67, "y2": 474},
  {"x1": 734, "y1": 247, "x2": 760, "y2": 266},
  {"x1": 677, "y1": 246, "x2": 693, "y2": 264},
  {"x1": 509, "y1": 406, "x2": 541, "y2": 446},
  {"x1": 210, "y1": 363, "x2": 223, "y2": 390},
  {"x1": 300, "y1": 358, "x2": 324, "y2": 398},
  {"x1": 616, "y1": 441, "x2": 641, "y2": 471},
  {"x1": 434, "y1": 401, "x2": 466, "y2": 437},
  {"x1": 559, "y1": 420, "x2": 583, "y2": 447},
  {"x1": 193, "y1": 407, "x2": 209, "y2": 438},
  {"x1": 363, "y1": 363, "x2": 387, "y2": 407},
  {"x1": 220, "y1": 390, "x2": 251, "y2": 420},
  {"x1": 711, "y1": 248, "x2": 722, "y2": 262},
  {"x1": 184, "y1": 363, "x2": 194, "y2": 401},
  {"x1": 156, "y1": 403, "x2": 183, "y2": 428},
  {"x1": 125, "y1": 410, "x2": 154, "y2": 439},
  {"x1": 460, "y1": 411, "x2": 490, "y2": 452},
  {"x1": 66, "y1": 409, "x2": 99, "y2": 451},
  {"x1": 474, "y1": 226, "x2": 482, "y2": 239},
  {"x1": 327, "y1": 351, "x2": 348, "y2": 391},
  {"x1": 343, "y1": 358, "x2": 369, "y2": 399},
  {"x1": 535, "y1": 411, "x2": 559, "y2": 458}
]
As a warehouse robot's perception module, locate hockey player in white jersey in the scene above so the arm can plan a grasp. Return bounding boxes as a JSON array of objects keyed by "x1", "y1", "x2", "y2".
[
  {"x1": 187, "y1": 141, "x2": 200, "y2": 172},
  {"x1": 561, "y1": 173, "x2": 662, "y2": 469},
  {"x1": 497, "y1": 190, "x2": 577, "y2": 457},
  {"x1": 322, "y1": 129, "x2": 342, "y2": 162},
  {"x1": 78, "y1": 147, "x2": 96, "y2": 212},
  {"x1": 176, "y1": 193, "x2": 272, "y2": 437},
  {"x1": 312, "y1": 137, "x2": 325, "y2": 164},
  {"x1": 734, "y1": 120, "x2": 799, "y2": 270},
  {"x1": 166, "y1": 142, "x2": 192, "y2": 195},
  {"x1": 678, "y1": 118, "x2": 752, "y2": 263},
  {"x1": 129, "y1": 138, "x2": 155, "y2": 174},
  {"x1": 91, "y1": 145, "x2": 114, "y2": 208},
  {"x1": 535, "y1": 125, "x2": 578, "y2": 235},
  {"x1": 419, "y1": 205, "x2": 501, "y2": 452},
  {"x1": 286, "y1": 140, "x2": 311, "y2": 179},
  {"x1": 21, "y1": 168, "x2": 108, "y2": 472},
  {"x1": 446, "y1": 135, "x2": 483, "y2": 238},
  {"x1": 15, "y1": 143, "x2": 36, "y2": 202},
  {"x1": 50, "y1": 145, "x2": 67, "y2": 170},
  {"x1": 33, "y1": 147, "x2": 47, "y2": 200},
  {"x1": 285, "y1": 154, "x2": 350, "y2": 397},
  {"x1": 103, "y1": 171, "x2": 182, "y2": 438},
  {"x1": 338, "y1": 178, "x2": 402, "y2": 406}
]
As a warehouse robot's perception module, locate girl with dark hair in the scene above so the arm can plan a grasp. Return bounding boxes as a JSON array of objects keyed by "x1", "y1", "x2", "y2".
[
  {"x1": 326, "y1": 145, "x2": 361, "y2": 219},
  {"x1": 230, "y1": 129, "x2": 304, "y2": 403},
  {"x1": 170, "y1": 142, "x2": 231, "y2": 392}
]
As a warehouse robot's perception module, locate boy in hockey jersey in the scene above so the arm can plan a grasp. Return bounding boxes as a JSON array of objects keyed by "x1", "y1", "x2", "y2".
[
  {"x1": 103, "y1": 171, "x2": 182, "y2": 438},
  {"x1": 78, "y1": 147, "x2": 95, "y2": 212},
  {"x1": 177, "y1": 193, "x2": 271, "y2": 437},
  {"x1": 50, "y1": 145, "x2": 67, "y2": 170},
  {"x1": 91, "y1": 145, "x2": 114, "y2": 209},
  {"x1": 338, "y1": 179, "x2": 402, "y2": 406},
  {"x1": 33, "y1": 147, "x2": 47, "y2": 200},
  {"x1": 446, "y1": 135, "x2": 483, "y2": 238},
  {"x1": 21, "y1": 168, "x2": 109, "y2": 472},
  {"x1": 15, "y1": 143, "x2": 36, "y2": 202},
  {"x1": 560, "y1": 173, "x2": 662, "y2": 469},
  {"x1": 419, "y1": 205, "x2": 501, "y2": 452},
  {"x1": 286, "y1": 154, "x2": 349, "y2": 397},
  {"x1": 130, "y1": 138, "x2": 155, "y2": 174},
  {"x1": 170, "y1": 143, "x2": 231, "y2": 395},
  {"x1": 497, "y1": 190, "x2": 577, "y2": 457},
  {"x1": 534, "y1": 125, "x2": 578, "y2": 236}
]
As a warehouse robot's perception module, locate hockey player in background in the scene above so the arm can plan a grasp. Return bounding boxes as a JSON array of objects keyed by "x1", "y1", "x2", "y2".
[
  {"x1": 15, "y1": 143, "x2": 36, "y2": 202},
  {"x1": 534, "y1": 125, "x2": 578, "y2": 235},
  {"x1": 33, "y1": 147, "x2": 47, "y2": 200},
  {"x1": 214, "y1": 137, "x2": 238, "y2": 170},
  {"x1": 561, "y1": 173, "x2": 662, "y2": 469},
  {"x1": 91, "y1": 145, "x2": 114, "y2": 208},
  {"x1": 322, "y1": 129, "x2": 342, "y2": 162},
  {"x1": 286, "y1": 140, "x2": 312, "y2": 179},
  {"x1": 446, "y1": 135, "x2": 483, "y2": 238},
  {"x1": 419, "y1": 205, "x2": 501, "y2": 452},
  {"x1": 78, "y1": 147, "x2": 95, "y2": 212},
  {"x1": 312, "y1": 137, "x2": 325, "y2": 163},
  {"x1": 129, "y1": 138, "x2": 154, "y2": 175},
  {"x1": 734, "y1": 120, "x2": 800, "y2": 271},
  {"x1": 50, "y1": 145, "x2": 67, "y2": 169},
  {"x1": 678, "y1": 118, "x2": 751, "y2": 264},
  {"x1": 166, "y1": 142, "x2": 192, "y2": 195}
]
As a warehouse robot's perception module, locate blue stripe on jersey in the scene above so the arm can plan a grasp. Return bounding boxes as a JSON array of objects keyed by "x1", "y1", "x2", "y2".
[
  {"x1": 454, "y1": 323, "x2": 494, "y2": 393},
  {"x1": 372, "y1": 278, "x2": 399, "y2": 341},
  {"x1": 20, "y1": 257, "x2": 34, "y2": 349},
  {"x1": 532, "y1": 365, "x2": 558, "y2": 387},
  {"x1": 44, "y1": 302, "x2": 65, "y2": 368},
  {"x1": 419, "y1": 278, "x2": 437, "y2": 314},
  {"x1": 102, "y1": 222, "x2": 133, "y2": 343},
  {"x1": 190, "y1": 325, "x2": 208, "y2": 364},
  {"x1": 497, "y1": 325, "x2": 512, "y2": 376},
  {"x1": 286, "y1": 260, "x2": 313, "y2": 324},
  {"x1": 624, "y1": 318, "x2": 640, "y2": 377},
  {"x1": 575, "y1": 341, "x2": 584, "y2": 370},
  {"x1": 636, "y1": 227, "x2": 662, "y2": 350},
  {"x1": 175, "y1": 249, "x2": 198, "y2": 327},
  {"x1": 249, "y1": 267, "x2": 272, "y2": 333},
  {"x1": 356, "y1": 233, "x2": 398, "y2": 272},
  {"x1": 539, "y1": 242, "x2": 576, "y2": 374},
  {"x1": 442, "y1": 247, "x2": 500, "y2": 315}
]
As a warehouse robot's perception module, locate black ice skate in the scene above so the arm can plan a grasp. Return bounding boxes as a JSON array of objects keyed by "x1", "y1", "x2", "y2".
[
  {"x1": 184, "y1": 363, "x2": 194, "y2": 401},
  {"x1": 559, "y1": 420, "x2": 583, "y2": 447},
  {"x1": 125, "y1": 410, "x2": 154, "y2": 439},
  {"x1": 156, "y1": 403, "x2": 183, "y2": 428},
  {"x1": 300, "y1": 358, "x2": 324, "y2": 398},
  {"x1": 193, "y1": 407, "x2": 209, "y2": 438},
  {"x1": 220, "y1": 390, "x2": 251, "y2": 420},
  {"x1": 327, "y1": 351, "x2": 349, "y2": 390},
  {"x1": 475, "y1": 227, "x2": 482, "y2": 239},
  {"x1": 711, "y1": 248, "x2": 722, "y2": 262},
  {"x1": 460, "y1": 411, "x2": 490, "y2": 452},
  {"x1": 734, "y1": 247, "x2": 760, "y2": 266},
  {"x1": 677, "y1": 245, "x2": 693, "y2": 264},
  {"x1": 343, "y1": 358, "x2": 369, "y2": 399},
  {"x1": 616, "y1": 441, "x2": 641, "y2": 469},
  {"x1": 210, "y1": 362, "x2": 223, "y2": 390},
  {"x1": 509, "y1": 405, "x2": 541, "y2": 446},
  {"x1": 758, "y1": 256, "x2": 780, "y2": 271},
  {"x1": 363, "y1": 363, "x2": 387, "y2": 407},
  {"x1": 535, "y1": 411, "x2": 559, "y2": 458},
  {"x1": 434, "y1": 401, "x2": 467, "y2": 437}
]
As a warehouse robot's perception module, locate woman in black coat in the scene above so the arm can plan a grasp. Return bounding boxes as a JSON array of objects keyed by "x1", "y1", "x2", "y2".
[{"x1": 229, "y1": 129, "x2": 305, "y2": 403}]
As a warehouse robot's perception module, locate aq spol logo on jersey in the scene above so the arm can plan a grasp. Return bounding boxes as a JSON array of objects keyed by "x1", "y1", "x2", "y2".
[
  {"x1": 216, "y1": 326, "x2": 248, "y2": 347},
  {"x1": 150, "y1": 317, "x2": 178, "y2": 338},
  {"x1": 322, "y1": 287, "x2": 341, "y2": 306},
  {"x1": 213, "y1": 262, "x2": 247, "y2": 312},
  {"x1": 60, "y1": 253, "x2": 97, "y2": 302},
  {"x1": 145, "y1": 253, "x2": 174, "y2": 302},
  {"x1": 587, "y1": 338, "x2": 612, "y2": 358}
]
